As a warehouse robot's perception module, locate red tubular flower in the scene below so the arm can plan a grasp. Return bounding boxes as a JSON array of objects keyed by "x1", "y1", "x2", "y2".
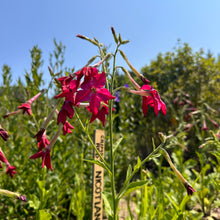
[
  {"x1": 141, "y1": 85, "x2": 166, "y2": 116},
  {"x1": 0, "y1": 150, "x2": 8, "y2": 164},
  {"x1": 75, "y1": 66, "x2": 99, "y2": 83},
  {"x1": 34, "y1": 128, "x2": 46, "y2": 142},
  {"x1": 207, "y1": 116, "x2": 219, "y2": 128},
  {"x1": 0, "y1": 150, "x2": 17, "y2": 178},
  {"x1": 63, "y1": 121, "x2": 74, "y2": 136},
  {"x1": 184, "y1": 183, "x2": 196, "y2": 195},
  {"x1": 86, "y1": 101, "x2": 110, "y2": 126},
  {"x1": 129, "y1": 84, "x2": 166, "y2": 116},
  {"x1": 37, "y1": 132, "x2": 50, "y2": 151},
  {"x1": 6, "y1": 164, "x2": 17, "y2": 178},
  {"x1": 55, "y1": 109, "x2": 74, "y2": 136},
  {"x1": 123, "y1": 67, "x2": 166, "y2": 116},
  {"x1": 3, "y1": 91, "x2": 43, "y2": 118},
  {"x1": 30, "y1": 147, "x2": 53, "y2": 171},
  {"x1": 30, "y1": 124, "x2": 63, "y2": 171},
  {"x1": 201, "y1": 120, "x2": 208, "y2": 131},
  {"x1": 54, "y1": 76, "x2": 78, "y2": 104},
  {"x1": 0, "y1": 127, "x2": 9, "y2": 141},
  {"x1": 76, "y1": 71, "x2": 115, "y2": 115},
  {"x1": 57, "y1": 101, "x2": 74, "y2": 125}
]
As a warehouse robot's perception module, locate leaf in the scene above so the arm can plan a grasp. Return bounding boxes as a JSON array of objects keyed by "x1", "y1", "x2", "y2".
[
  {"x1": 119, "y1": 180, "x2": 148, "y2": 199},
  {"x1": 165, "y1": 193, "x2": 180, "y2": 214},
  {"x1": 28, "y1": 194, "x2": 40, "y2": 210},
  {"x1": 125, "y1": 164, "x2": 132, "y2": 182},
  {"x1": 83, "y1": 159, "x2": 111, "y2": 174},
  {"x1": 102, "y1": 192, "x2": 113, "y2": 218},
  {"x1": 113, "y1": 136, "x2": 123, "y2": 155},
  {"x1": 39, "y1": 210, "x2": 52, "y2": 220},
  {"x1": 134, "y1": 157, "x2": 141, "y2": 172}
]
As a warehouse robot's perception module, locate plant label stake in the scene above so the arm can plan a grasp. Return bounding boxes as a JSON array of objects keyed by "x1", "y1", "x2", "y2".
[{"x1": 92, "y1": 129, "x2": 105, "y2": 220}]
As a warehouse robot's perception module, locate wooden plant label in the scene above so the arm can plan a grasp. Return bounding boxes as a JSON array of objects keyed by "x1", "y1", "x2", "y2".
[{"x1": 92, "y1": 129, "x2": 105, "y2": 220}]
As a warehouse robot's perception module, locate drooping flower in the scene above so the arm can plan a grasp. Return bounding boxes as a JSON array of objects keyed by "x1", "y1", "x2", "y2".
[
  {"x1": 161, "y1": 148, "x2": 195, "y2": 195},
  {"x1": 55, "y1": 109, "x2": 74, "y2": 136},
  {"x1": 57, "y1": 101, "x2": 74, "y2": 125},
  {"x1": 30, "y1": 147, "x2": 53, "y2": 171},
  {"x1": 141, "y1": 84, "x2": 166, "y2": 116},
  {"x1": 121, "y1": 67, "x2": 166, "y2": 116},
  {"x1": 0, "y1": 150, "x2": 17, "y2": 178},
  {"x1": 201, "y1": 120, "x2": 208, "y2": 131},
  {"x1": 0, "y1": 150, "x2": 8, "y2": 164},
  {"x1": 86, "y1": 101, "x2": 110, "y2": 126},
  {"x1": 37, "y1": 132, "x2": 50, "y2": 151},
  {"x1": 0, "y1": 189, "x2": 27, "y2": 202},
  {"x1": 184, "y1": 183, "x2": 196, "y2": 195},
  {"x1": 30, "y1": 124, "x2": 63, "y2": 171},
  {"x1": 76, "y1": 71, "x2": 115, "y2": 115},
  {"x1": 3, "y1": 90, "x2": 43, "y2": 118},
  {"x1": 207, "y1": 116, "x2": 219, "y2": 128},
  {"x1": 62, "y1": 121, "x2": 74, "y2": 136},
  {"x1": 0, "y1": 126, "x2": 9, "y2": 141},
  {"x1": 6, "y1": 164, "x2": 17, "y2": 178},
  {"x1": 34, "y1": 107, "x2": 57, "y2": 142}
]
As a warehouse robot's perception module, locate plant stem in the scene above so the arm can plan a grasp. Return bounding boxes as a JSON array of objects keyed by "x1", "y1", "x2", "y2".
[
  {"x1": 74, "y1": 109, "x2": 108, "y2": 169},
  {"x1": 108, "y1": 44, "x2": 120, "y2": 219},
  {"x1": 118, "y1": 141, "x2": 166, "y2": 199}
]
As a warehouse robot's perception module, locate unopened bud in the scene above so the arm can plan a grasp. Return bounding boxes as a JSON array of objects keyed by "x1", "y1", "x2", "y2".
[{"x1": 111, "y1": 26, "x2": 118, "y2": 44}]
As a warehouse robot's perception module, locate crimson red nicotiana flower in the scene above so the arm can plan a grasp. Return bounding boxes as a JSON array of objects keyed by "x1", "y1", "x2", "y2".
[
  {"x1": 75, "y1": 66, "x2": 99, "y2": 83},
  {"x1": 184, "y1": 183, "x2": 196, "y2": 195},
  {"x1": 86, "y1": 101, "x2": 111, "y2": 126},
  {"x1": 37, "y1": 132, "x2": 50, "y2": 151},
  {"x1": 30, "y1": 147, "x2": 53, "y2": 171},
  {"x1": 76, "y1": 71, "x2": 115, "y2": 115},
  {"x1": 0, "y1": 150, "x2": 8, "y2": 164},
  {"x1": 0, "y1": 126, "x2": 9, "y2": 141},
  {"x1": 3, "y1": 91, "x2": 43, "y2": 118},
  {"x1": 122, "y1": 67, "x2": 166, "y2": 116},
  {"x1": 141, "y1": 84, "x2": 166, "y2": 116},
  {"x1": 56, "y1": 109, "x2": 74, "y2": 136},
  {"x1": 30, "y1": 124, "x2": 63, "y2": 171},
  {"x1": 201, "y1": 120, "x2": 208, "y2": 131},
  {"x1": 54, "y1": 76, "x2": 78, "y2": 104},
  {"x1": 128, "y1": 84, "x2": 166, "y2": 116},
  {"x1": 63, "y1": 121, "x2": 74, "y2": 136},
  {"x1": 6, "y1": 164, "x2": 17, "y2": 178},
  {"x1": 57, "y1": 101, "x2": 74, "y2": 125},
  {"x1": 0, "y1": 150, "x2": 17, "y2": 178}
]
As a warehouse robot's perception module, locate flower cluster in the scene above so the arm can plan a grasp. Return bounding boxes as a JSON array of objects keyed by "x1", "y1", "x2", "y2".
[
  {"x1": 29, "y1": 66, "x2": 115, "y2": 170},
  {"x1": 55, "y1": 66, "x2": 115, "y2": 126}
]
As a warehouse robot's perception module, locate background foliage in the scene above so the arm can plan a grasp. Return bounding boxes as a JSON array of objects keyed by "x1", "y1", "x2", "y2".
[{"x1": 0, "y1": 40, "x2": 219, "y2": 219}]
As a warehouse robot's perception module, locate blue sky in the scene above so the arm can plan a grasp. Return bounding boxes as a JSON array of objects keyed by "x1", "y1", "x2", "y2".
[{"x1": 1, "y1": 0, "x2": 220, "y2": 84}]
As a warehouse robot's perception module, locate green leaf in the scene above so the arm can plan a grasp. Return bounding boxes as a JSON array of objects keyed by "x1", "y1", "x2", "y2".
[
  {"x1": 165, "y1": 193, "x2": 180, "y2": 214},
  {"x1": 119, "y1": 180, "x2": 148, "y2": 199},
  {"x1": 83, "y1": 159, "x2": 111, "y2": 174},
  {"x1": 102, "y1": 192, "x2": 113, "y2": 218},
  {"x1": 134, "y1": 157, "x2": 141, "y2": 172},
  {"x1": 39, "y1": 210, "x2": 52, "y2": 220},
  {"x1": 125, "y1": 165, "x2": 132, "y2": 184},
  {"x1": 28, "y1": 194, "x2": 40, "y2": 210},
  {"x1": 113, "y1": 136, "x2": 123, "y2": 155}
]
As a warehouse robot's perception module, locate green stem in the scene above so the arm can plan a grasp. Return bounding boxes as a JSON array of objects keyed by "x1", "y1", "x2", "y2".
[
  {"x1": 74, "y1": 109, "x2": 108, "y2": 169},
  {"x1": 118, "y1": 141, "x2": 166, "y2": 199},
  {"x1": 109, "y1": 44, "x2": 120, "y2": 219}
]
